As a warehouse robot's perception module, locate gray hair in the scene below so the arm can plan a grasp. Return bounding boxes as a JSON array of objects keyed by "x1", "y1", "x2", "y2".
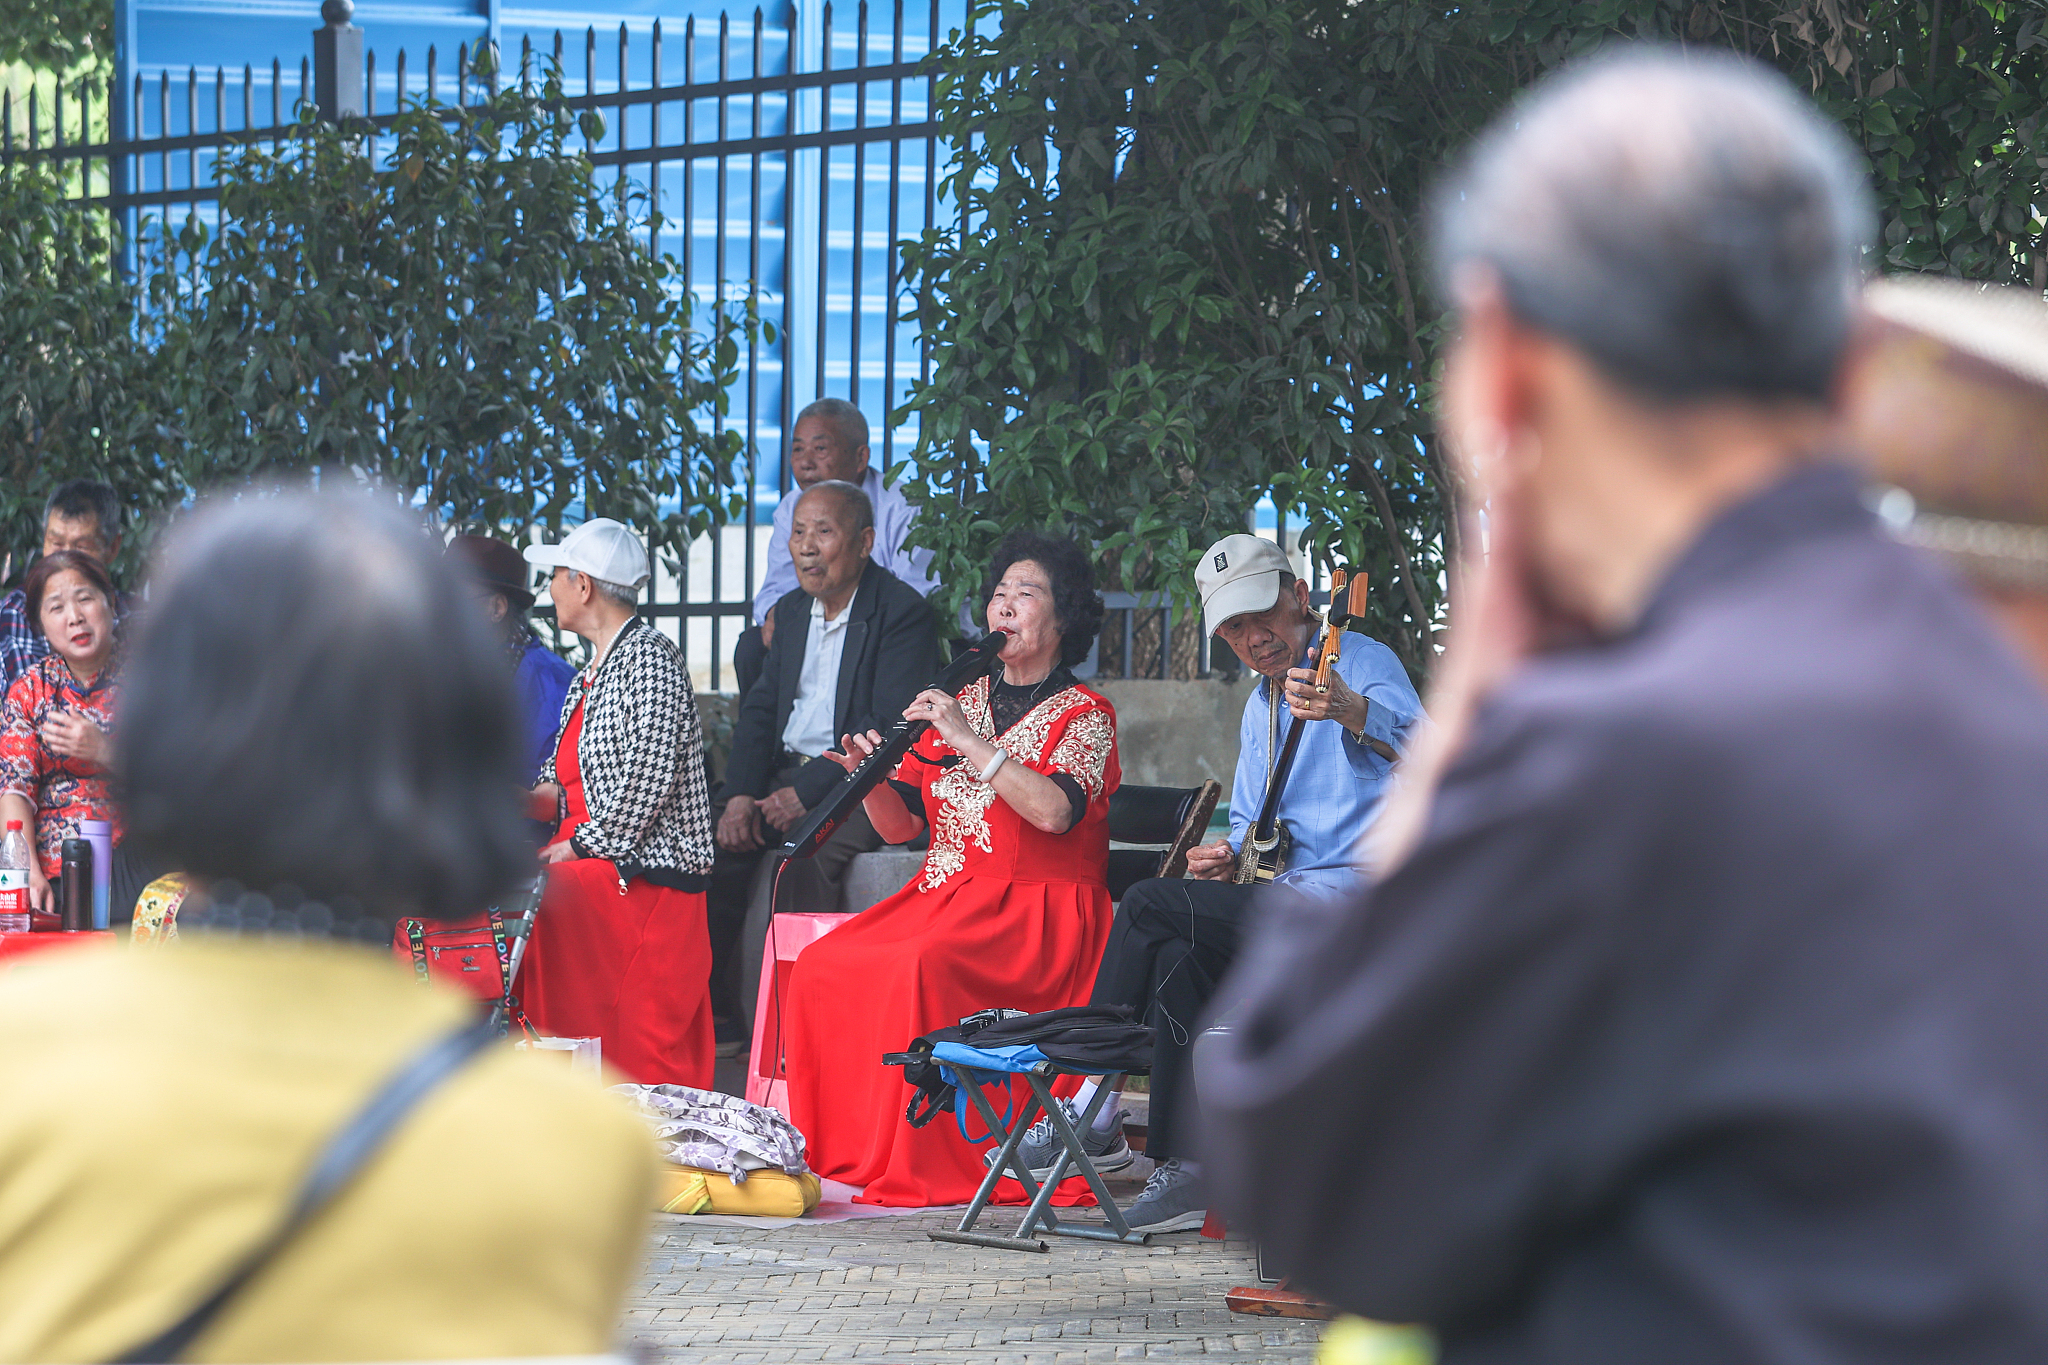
[
  {"x1": 795, "y1": 396, "x2": 871, "y2": 455},
  {"x1": 589, "y1": 575, "x2": 640, "y2": 608},
  {"x1": 796, "y1": 479, "x2": 875, "y2": 533},
  {"x1": 117, "y1": 490, "x2": 532, "y2": 931},
  {"x1": 1430, "y1": 48, "x2": 1872, "y2": 404}
]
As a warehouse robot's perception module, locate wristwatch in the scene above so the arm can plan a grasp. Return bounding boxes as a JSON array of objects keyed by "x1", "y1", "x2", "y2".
[{"x1": 1344, "y1": 699, "x2": 1370, "y2": 748}]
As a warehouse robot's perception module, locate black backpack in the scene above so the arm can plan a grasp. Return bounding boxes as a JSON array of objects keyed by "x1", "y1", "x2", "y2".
[
  {"x1": 884, "y1": 1007, "x2": 1027, "y2": 1128},
  {"x1": 883, "y1": 1004, "x2": 1153, "y2": 1129}
]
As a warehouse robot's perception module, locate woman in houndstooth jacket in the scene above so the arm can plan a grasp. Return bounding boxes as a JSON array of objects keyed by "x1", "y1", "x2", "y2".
[{"x1": 522, "y1": 520, "x2": 717, "y2": 1087}]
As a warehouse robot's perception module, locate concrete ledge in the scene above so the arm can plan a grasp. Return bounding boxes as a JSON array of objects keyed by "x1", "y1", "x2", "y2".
[
  {"x1": 843, "y1": 848, "x2": 922, "y2": 913},
  {"x1": 1091, "y1": 677, "x2": 1255, "y2": 790}
]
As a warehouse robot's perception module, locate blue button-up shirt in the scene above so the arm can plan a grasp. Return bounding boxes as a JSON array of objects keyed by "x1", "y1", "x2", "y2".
[{"x1": 1229, "y1": 633, "x2": 1425, "y2": 898}]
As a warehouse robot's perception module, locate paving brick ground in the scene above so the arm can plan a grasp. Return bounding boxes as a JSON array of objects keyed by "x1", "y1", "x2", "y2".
[{"x1": 621, "y1": 1208, "x2": 1327, "y2": 1363}]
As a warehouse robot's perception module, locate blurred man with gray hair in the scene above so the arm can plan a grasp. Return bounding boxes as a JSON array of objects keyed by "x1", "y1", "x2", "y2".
[{"x1": 1199, "y1": 50, "x2": 2048, "y2": 1362}]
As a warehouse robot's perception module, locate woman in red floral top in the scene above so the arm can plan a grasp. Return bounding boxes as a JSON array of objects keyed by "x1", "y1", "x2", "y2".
[{"x1": 0, "y1": 550, "x2": 121, "y2": 915}]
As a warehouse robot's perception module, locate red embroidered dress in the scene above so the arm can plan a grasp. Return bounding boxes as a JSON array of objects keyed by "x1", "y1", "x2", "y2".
[
  {"x1": 0, "y1": 655, "x2": 120, "y2": 876},
  {"x1": 780, "y1": 676, "x2": 1120, "y2": 1206}
]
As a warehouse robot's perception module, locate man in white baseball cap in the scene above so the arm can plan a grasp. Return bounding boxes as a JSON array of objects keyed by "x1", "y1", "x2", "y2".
[
  {"x1": 1195, "y1": 532, "x2": 1292, "y2": 636},
  {"x1": 1053, "y1": 529, "x2": 1423, "y2": 1236}
]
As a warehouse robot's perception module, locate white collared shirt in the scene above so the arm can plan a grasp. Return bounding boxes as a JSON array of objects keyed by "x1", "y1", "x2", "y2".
[
  {"x1": 754, "y1": 467, "x2": 936, "y2": 623},
  {"x1": 780, "y1": 588, "x2": 858, "y2": 758}
]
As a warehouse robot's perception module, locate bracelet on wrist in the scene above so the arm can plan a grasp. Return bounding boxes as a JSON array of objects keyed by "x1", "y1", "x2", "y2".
[{"x1": 978, "y1": 747, "x2": 1010, "y2": 783}]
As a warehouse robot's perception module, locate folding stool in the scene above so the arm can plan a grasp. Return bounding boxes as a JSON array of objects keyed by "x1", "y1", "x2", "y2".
[{"x1": 913, "y1": 1041, "x2": 1151, "y2": 1253}]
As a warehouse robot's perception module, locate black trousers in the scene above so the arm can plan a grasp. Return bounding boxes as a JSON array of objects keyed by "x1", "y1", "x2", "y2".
[
  {"x1": 706, "y1": 760, "x2": 881, "y2": 1032},
  {"x1": 1088, "y1": 876, "x2": 1255, "y2": 1161}
]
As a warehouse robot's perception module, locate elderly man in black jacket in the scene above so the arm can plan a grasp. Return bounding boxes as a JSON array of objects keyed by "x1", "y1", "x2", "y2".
[
  {"x1": 707, "y1": 479, "x2": 936, "y2": 1043},
  {"x1": 1198, "y1": 50, "x2": 2048, "y2": 1365}
]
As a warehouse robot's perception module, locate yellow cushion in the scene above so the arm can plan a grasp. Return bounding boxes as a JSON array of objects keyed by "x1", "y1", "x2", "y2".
[{"x1": 656, "y1": 1164, "x2": 821, "y2": 1217}]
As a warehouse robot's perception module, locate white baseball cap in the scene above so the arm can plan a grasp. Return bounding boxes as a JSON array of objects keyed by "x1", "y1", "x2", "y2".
[
  {"x1": 523, "y1": 517, "x2": 651, "y2": 589},
  {"x1": 1195, "y1": 533, "x2": 1291, "y2": 635}
]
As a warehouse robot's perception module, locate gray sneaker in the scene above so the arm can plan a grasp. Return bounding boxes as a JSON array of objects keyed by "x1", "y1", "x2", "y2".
[
  {"x1": 1121, "y1": 1158, "x2": 1206, "y2": 1233},
  {"x1": 984, "y1": 1098, "x2": 1133, "y2": 1181}
]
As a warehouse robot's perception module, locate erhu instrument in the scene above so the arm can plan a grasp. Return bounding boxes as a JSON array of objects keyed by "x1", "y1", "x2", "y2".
[{"x1": 1236, "y1": 569, "x2": 1371, "y2": 885}]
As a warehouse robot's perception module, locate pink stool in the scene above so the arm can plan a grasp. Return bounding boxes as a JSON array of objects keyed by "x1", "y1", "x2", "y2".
[{"x1": 746, "y1": 911, "x2": 855, "y2": 1113}]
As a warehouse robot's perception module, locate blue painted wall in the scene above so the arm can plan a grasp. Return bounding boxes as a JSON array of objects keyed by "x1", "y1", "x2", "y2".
[{"x1": 115, "y1": 0, "x2": 967, "y2": 506}]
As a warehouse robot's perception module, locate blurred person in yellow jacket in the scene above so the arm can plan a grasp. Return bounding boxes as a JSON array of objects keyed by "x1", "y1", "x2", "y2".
[{"x1": 0, "y1": 491, "x2": 657, "y2": 1363}]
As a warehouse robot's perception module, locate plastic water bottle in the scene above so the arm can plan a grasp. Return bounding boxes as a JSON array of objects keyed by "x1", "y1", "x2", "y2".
[{"x1": 0, "y1": 820, "x2": 31, "y2": 935}]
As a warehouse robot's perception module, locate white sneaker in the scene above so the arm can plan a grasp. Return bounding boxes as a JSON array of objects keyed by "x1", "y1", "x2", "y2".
[{"x1": 983, "y1": 1098, "x2": 1134, "y2": 1180}]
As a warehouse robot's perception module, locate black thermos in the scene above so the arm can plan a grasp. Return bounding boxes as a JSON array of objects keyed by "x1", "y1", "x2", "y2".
[{"x1": 60, "y1": 838, "x2": 92, "y2": 932}]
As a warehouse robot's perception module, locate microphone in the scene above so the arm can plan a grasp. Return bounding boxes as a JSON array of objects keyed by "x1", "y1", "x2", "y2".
[{"x1": 775, "y1": 630, "x2": 1010, "y2": 862}]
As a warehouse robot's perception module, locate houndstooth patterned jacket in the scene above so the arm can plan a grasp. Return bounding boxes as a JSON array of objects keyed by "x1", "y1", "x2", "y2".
[{"x1": 539, "y1": 616, "x2": 715, "y2": 881}]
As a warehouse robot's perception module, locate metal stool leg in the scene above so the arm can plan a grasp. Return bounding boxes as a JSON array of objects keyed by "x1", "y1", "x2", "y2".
[
  {"x1": 928, "y1": 1078, "x2": 1055, "y2": 1252},
  {"x1": 1015, "y1": 1070, "x2": 1148, "y2": 1245}
]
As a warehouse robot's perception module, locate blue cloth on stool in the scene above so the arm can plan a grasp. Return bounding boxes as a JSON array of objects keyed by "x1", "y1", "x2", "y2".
[
  {"x1": 932, "y1": 1040, "x2": 1049, "y2": 1085},
  {"x1": 931, "y1": 1041, "x2": 1051, "y2": 1146}
]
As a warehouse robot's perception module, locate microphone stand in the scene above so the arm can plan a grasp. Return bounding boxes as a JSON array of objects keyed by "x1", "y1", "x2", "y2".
[{"x1": 775, "y1": 629, "x2": 1010, "y2": 863}]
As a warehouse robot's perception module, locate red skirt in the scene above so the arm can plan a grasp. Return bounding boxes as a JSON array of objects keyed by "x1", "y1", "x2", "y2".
[
  {"x1": 519, "y1": 857, "x2": 714, "y2": 1088},
  {"x1": 780, "y1": 872, "x2": 1111, "y2": 1207}
]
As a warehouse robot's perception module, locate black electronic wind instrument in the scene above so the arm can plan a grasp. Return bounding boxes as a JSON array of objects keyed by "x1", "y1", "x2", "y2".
[
  {"x1": 776, "y1": 629, "x2": 1010, "y2": 862},
  {"x1": 1236, "y1": 569, "x2": 1371, "y2": 885}
]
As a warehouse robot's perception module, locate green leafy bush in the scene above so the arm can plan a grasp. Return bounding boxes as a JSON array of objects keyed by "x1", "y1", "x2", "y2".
[
  {"x1": 903, "y1": 0, "x2": 2048, "y2": 675},
  {"x1": 0, "y1": 164, "x2": 170, "y2": 579},
  {"x1": 901, "y1": 0, "x2": 1462, "y2": 674},
  {"x1": 148, "y1": 74, "x2": 755, "y2": 561},
  {"x1": 2, "y1": 66, "x2": 753, "y2": 574},
  {"x1": 0, "y1": 0, "x2": 109, "y2": 75}
]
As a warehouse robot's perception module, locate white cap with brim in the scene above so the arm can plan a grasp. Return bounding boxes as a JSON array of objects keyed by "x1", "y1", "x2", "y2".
[
  {"x1": 522, "y1": 517, "x2": 652, "y2": 590},
  {"x1": 1196, "y1": 532, "x2": 1291, "y2": 636}
]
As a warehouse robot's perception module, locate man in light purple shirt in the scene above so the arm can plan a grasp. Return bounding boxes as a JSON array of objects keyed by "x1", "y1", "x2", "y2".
[{"x1": 734, "y1": 399, "x2": 936, "y2": 696}]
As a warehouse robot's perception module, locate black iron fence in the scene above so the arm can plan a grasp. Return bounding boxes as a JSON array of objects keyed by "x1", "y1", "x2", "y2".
[{"x1": 0, "y1": 2, "x2": 1250, "y2": 687}]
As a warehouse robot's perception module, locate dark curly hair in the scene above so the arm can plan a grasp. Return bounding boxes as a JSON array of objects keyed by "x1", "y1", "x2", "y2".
[{"x1": 983, "y1": 531, "x2": 1105, "y2": 668}]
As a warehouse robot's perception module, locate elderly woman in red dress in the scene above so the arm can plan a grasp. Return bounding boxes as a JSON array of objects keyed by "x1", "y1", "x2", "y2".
[
  {"x1": 521, "y1": 519, "x2": 717, "y2": 1087},
  {"x1": 780, "y1": 531, "x2": 1116, "y2": 1206}
]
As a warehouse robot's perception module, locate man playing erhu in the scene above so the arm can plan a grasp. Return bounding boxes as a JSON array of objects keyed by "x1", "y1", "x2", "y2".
[{"x1": 1002, "y1": 533, "x2": 1422, "y2": 1236}]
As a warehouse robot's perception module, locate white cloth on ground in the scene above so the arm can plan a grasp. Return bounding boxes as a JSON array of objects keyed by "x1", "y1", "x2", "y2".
[{"x1": 611, "y1": 1083, "x2": 810, "y2": 1180}]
